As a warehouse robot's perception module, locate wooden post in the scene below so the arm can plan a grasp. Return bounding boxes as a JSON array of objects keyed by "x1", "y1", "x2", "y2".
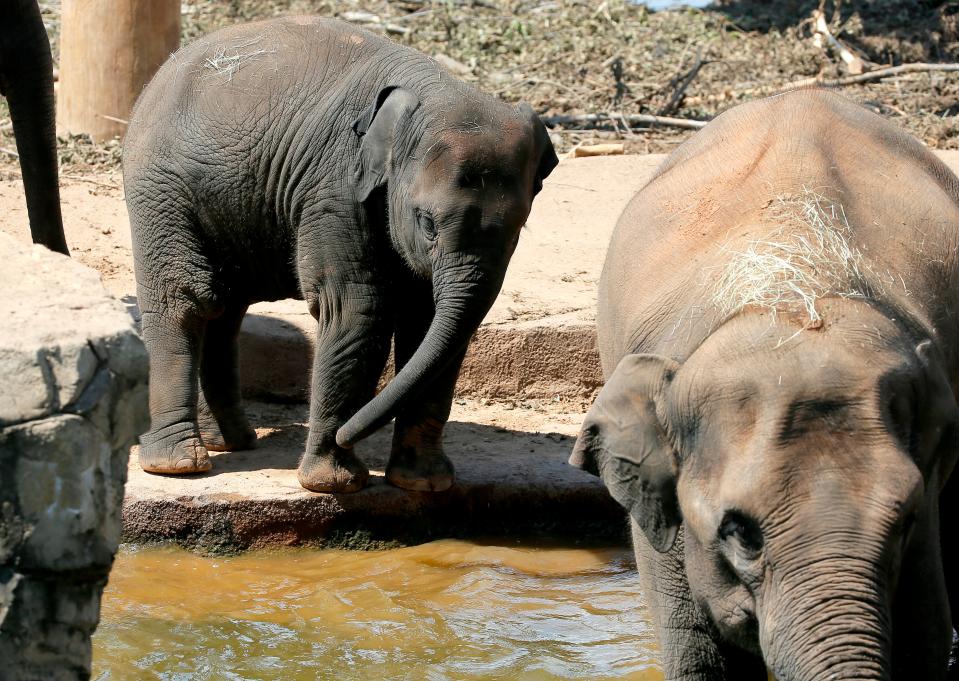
[{"x1": 57, "y1": 0, "x2": 180, "y2": 141}]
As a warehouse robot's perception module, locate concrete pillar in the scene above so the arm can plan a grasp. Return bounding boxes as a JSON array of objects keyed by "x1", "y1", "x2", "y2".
[
  {"x1": 57, "y1": 0, "x2": 180, "y2": 141},
  {"x1": 0, "y1": 233, "x2": 149, "y2": 679}
]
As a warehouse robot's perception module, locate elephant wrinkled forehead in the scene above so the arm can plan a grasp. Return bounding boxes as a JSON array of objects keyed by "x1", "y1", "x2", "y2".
[
  {"x1": 673, "y1": 301, "x2": 917, "y2": 421},
  {"x1": 422, "y1": 108, "x2": 532, "y2": 171}
]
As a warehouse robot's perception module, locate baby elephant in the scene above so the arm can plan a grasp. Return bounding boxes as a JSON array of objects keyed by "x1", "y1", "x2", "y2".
[
  {"x1": 573, "y1": 90, "x2": 959, "y2": 680},
  {"x1": 124, "y1": 17, "x2": 557, "y2": 493}
]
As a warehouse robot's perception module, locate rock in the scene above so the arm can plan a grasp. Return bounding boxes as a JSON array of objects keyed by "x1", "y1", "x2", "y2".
[
  {"x1": 434, "y1": 53, "x2": 472, "y2": 76},
  {"x1": 340, "y1": 10, "x2": 381, "y2": 24},
  {"x1": 0, "y1": 233, "x2": 148, "y2": 680}
]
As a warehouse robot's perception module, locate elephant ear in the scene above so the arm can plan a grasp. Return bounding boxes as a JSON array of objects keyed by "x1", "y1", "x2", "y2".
[
  {"x1": 914, "y1": 340, "x2": 959, "y2": 487},
  {"x1": 352, "y1": 86, "x2": 420, "y2": 202},
  {"x1": 517, "y1": 102, "x2": 558, "y2": 196},
  {"x1": 570, "y1": 354, "x2": 682, "y2": 552}
]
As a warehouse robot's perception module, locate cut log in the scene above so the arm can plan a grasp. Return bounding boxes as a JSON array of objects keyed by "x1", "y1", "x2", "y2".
[{"x1": 57, "y1": 0, "x2": 180, "y2": 141}]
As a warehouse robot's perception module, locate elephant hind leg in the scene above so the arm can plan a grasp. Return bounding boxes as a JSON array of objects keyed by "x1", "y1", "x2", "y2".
[
  {"x1": 198, "y1": 305, "x2": 256, "y2": 452},
  {"x1": 130, "y1": 198, "x2": 221, "y2": 475},
  {"x1": 137, "y1": 305, "x2": 212, "y2": 474}
]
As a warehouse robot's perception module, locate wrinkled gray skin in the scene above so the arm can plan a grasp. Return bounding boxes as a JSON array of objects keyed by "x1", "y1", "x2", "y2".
[
  {"x1": 1, "y1": 0, "x2": 68, "y2": 255},
  {"x1": 572, "y1": 90, "x2": 959, "y2": 680},
  {"x1": 123, "y1": 17, "x2": 556, "y2": 493}
]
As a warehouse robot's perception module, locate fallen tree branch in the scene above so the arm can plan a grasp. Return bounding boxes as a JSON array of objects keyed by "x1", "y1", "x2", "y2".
[
  {"x1": 766, "y1": 62, "x2": 959, "y2": 92},
  {"x1": 0, "y1": 147, "x2": 19, "y2": 159},
  {"x1": 60, "y1": 173, "x2": 122, "y2": 190},
  {"x1": 542, "y1": 112, "x2": 707, "y2": 130},
  {"x1": 659, "y1": 49, "x2": 708, "y2": 116},
  {"x1": 812, "y1": 9, "x2": 867, "y2": 75},
  {"x1": 685, "y1": 62, "x2": 959, "y2": 107},
  {"x1": 568, "y1": 142, "x2": 624, "y2": 158}
]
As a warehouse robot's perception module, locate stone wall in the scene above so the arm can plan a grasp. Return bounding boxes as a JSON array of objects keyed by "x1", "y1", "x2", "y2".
[{"x1": 0, "y1": 233, "x2": 148, "y2": 680}]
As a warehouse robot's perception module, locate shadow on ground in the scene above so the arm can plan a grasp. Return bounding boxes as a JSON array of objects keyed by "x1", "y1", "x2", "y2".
[
  {"x1": 711, "y1": 0, "x2": 958, "y2": 63},
  {"x1": 123, "y1": 401, "x2": 626, "y2": 552}
]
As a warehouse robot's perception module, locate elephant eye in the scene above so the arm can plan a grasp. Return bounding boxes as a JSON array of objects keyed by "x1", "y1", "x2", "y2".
[
  {"x1": 415, "y1": 208, "x2": 437, "y2": 241},
  {"x1": 886, "y1": 391, "x2": 915, "y2": 453},
  {"x1": 457, "y1": 169, "x2": 487, "y2": 190},
  {"x1": 718, "y1": 510, "x2": 764, "y2": 559}
]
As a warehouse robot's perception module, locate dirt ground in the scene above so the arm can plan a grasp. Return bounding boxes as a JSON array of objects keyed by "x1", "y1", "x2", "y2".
[
  {"x1": 0, "y1": 154, "x2": 662, "y2": 322},
  {"x1": 2, "y1": 0, "x2": 958, "y2": 179}
]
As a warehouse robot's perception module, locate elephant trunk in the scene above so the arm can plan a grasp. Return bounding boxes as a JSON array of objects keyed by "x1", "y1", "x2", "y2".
[
  {"x1": 2, "y1": 0, "x2": 68, "y2": 255},
  {"x1": 336, "y1": 258, "x2": 502, "y2": 447},
  {"x1": 761, "y1": 555, "x2": 891, "y2": 681}
]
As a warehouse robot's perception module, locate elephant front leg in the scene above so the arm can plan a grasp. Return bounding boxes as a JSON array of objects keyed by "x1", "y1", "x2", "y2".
[
  {"x1": 387, "y1": 347, "x2": 465, "y2": 492},
  {"x1": 387, "y1": 279, "x2": 462, "y2": 492},
  {"x1": 297, "y1": 284, "x2": 392, "y2": 493},
  {"x1": 631, "y1": 523, "x2": 740, "y2": 681},
  {"x1": 941, "y1": 475, "x2": 959, "y2": 680},
  {"x1": 891, "y1": 487, "x2": 954, "y2": 680}
]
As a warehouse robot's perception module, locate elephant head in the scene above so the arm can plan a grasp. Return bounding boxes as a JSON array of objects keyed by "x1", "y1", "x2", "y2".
[
  {"x1": 0, "y1": 0, "x2": 68, "y2": 255},
  {"x1": 572, "y1": 299, "x2": 959, "y2": 680},
  {"x1": 336, "y1": 85, "x2": 557, "y2": 446}
]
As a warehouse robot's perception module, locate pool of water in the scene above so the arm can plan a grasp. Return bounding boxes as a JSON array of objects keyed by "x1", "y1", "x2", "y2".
[{"x1": 92, "y1": 540, "x2": 662, "y2": 680}]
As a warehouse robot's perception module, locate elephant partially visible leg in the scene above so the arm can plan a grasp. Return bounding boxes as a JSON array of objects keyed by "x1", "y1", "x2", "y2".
[
  {"x1": 941, "y1": 474, "x2": 959, "y2": 679},
  {"x1": 130, "y1": 198, "x2": 219, "y2": 474},
  {"x1": 387, "y1": 277, "x2": 460, "y2": 491},
  {"x1": 137, "y1": 303, "x2": 212, "y2": 474},
  {"x1": 198, "y1": 304, "x2": 256, "y2": 452},
  {"x1": 1, "y1": 0, "x2": 68, "y2": 255},
  {"x1": 632, "y1": 524, "x2": 730, "y2": 681},
  {"x1": 297, "y1": 276, "x2": 392, "y2": 493},
  {"x1": 891, "y1": 490, "x2": 952, "y2": 680}
]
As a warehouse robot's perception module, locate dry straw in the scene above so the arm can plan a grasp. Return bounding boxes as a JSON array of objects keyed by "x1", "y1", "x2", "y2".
[
  {"x1": 709, "y1": 189, "x2": 880, "y2": 322},
  {"x1": 203, "y1": 36, "x2": 275, "y2": 81}
]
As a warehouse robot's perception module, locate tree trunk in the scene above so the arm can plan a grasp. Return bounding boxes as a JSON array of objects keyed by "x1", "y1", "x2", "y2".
[{"x1": 57, "y1": 0, "x2": 180, "y2": 141}]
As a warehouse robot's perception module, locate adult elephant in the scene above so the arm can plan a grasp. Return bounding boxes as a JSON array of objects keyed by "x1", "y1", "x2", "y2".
[
  {"x1": 571, "y1": 89, "x2": 958, "y2": 680},
  {"x1": 0, "y1": 0, "x2": 68, "y2": 255},
  {"x1": 124, "y1": 17, "x2": 556, "y2": 493}
]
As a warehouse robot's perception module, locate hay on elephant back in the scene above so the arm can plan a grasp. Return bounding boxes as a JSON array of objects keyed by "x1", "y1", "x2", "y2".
[
  {"x1": 203, "y1": 35, "x2": 276, "y2": 81},
  {"x1": 708, "y1": 190, "x2": 882, "y2": 322}
]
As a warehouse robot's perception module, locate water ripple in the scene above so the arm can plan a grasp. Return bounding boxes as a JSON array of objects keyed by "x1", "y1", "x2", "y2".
[{"x1": 93, "y1": 540, "x2": 662, "y2": 680}]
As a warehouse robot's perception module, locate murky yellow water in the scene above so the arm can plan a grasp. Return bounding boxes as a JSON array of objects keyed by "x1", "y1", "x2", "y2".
[{"x1": 92, "y1": 540, "x2": 662, "y2": 680}]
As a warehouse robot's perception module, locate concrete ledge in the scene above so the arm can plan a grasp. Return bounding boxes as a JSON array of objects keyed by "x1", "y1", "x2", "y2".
[
  {"x1": 239, "y1": 310, "x2": 602, "y2": 402},
  {"x1": 122, "y1": 401, "x2": 625, "y2": 552},
  {"x1": 458, "y1": 315, "x2": 601, "y2": 400}
]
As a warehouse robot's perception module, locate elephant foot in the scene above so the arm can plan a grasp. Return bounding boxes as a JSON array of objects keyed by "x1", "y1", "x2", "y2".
[
  {"x1": 198, "y1": 404, "x2": 257, "y2": 452},
  {"x1": 297, "y1": 448, "x2": 369, "y2": 493},
  {"x1": 199, "y1": 419, "x2": 257, "y2": 453},
  {"x1": 138, "y1": 434, "x2": 212, "y2": 474},
  {"x1": 386, "y1": 445, "x2": 455, "y2": 492},
  {"x1": 201, "y1": 429, "x2": 257, "y2": 453}
]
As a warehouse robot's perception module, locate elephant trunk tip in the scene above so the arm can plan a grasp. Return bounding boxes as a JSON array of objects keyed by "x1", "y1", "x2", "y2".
[{"x1": 335, "y1": 422, "x2": 363, "y2": 449}]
